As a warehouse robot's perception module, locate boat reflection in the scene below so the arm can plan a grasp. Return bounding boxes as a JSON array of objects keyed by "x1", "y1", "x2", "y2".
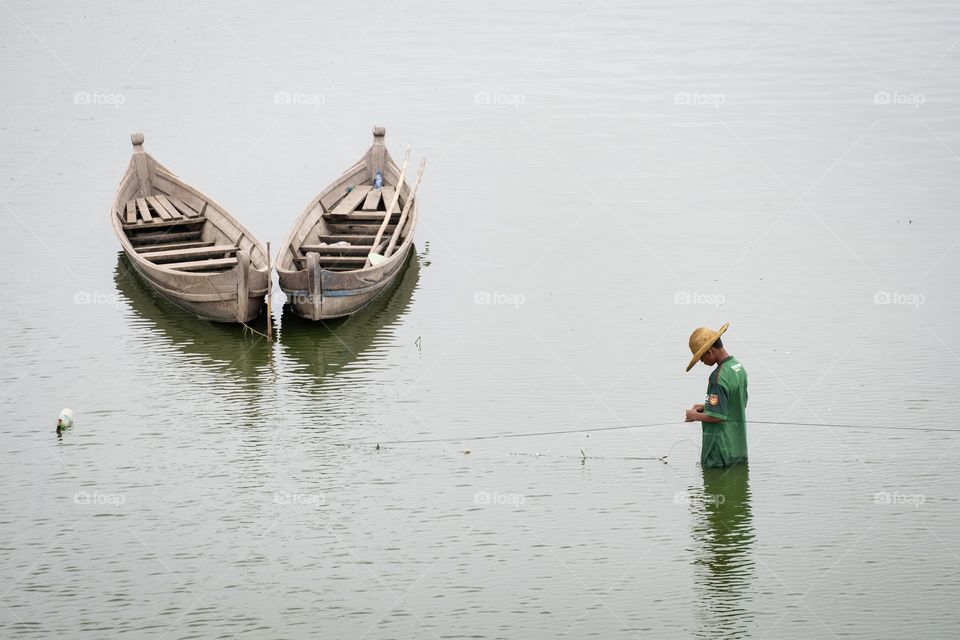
[
  {"x1": 279, "y1": 248, "x2": 421, "y2": 382},
  {"x1": 113, "y1": 252, "x2": 273, "y2": 381},
  {"x1": 690, "y1": 463, "x2": 756, "y2": 638}
]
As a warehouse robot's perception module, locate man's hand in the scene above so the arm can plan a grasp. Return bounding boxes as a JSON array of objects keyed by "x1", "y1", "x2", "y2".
[{"x1": 684, "y1": 403, "x2": 705, "y2": 422}]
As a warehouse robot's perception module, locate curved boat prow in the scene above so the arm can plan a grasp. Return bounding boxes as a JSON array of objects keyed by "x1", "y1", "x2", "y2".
[
  {"x1": 130, "y1": 133, "x2": 152, "y2": 197},
  {"x1": 368, "y1": 127, "x2": 387, "y2": 178}
]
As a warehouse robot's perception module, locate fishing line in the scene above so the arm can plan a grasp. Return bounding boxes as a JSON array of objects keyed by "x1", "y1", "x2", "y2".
[
  {"x1": 507, "y1": 452, "x2": 661, "y2": 461},
  {"x1": 347, "y1": 419, "x2": 957, "y2": 448},
  {"x1": 327, "y1": 420, "x2": 954, "y2": 465},
  {"x1": 358, "y1": 421, "x2": 680, "y2": 446}
]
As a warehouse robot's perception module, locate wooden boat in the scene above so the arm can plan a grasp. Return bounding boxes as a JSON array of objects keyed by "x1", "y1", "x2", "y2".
[
  {"x1": 276, "y1": 127, "x2": 425, "y2": 320},
  {"x1": 110, "y1": 133, "x2": 270, "y2": 323}
]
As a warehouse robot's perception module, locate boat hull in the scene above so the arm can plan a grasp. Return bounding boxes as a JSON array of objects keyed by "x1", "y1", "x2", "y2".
[
  {"x1": 279, "y1": 243, "x2": 412, "y2": 320},
  {"x1": 122, "y1": 249, "x2": 269, "y2": 323}
]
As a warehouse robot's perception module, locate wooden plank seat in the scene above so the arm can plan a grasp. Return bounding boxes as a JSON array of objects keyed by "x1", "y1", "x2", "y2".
[
  {"x1": 136, "y1": 241, "x2": 215, "y2": 253},
  {"x1": 293, "y1": 255, "x2": 370, "y2": 269},
  {"x1": 121, "y1": 195, "x2": 205, "y2": 229},
  {"x1": 135, "y1": 197, "x2": 153, "y2": 223},
  {"x1": 159, "y1": 195, "x2": 199, "y2": 218},
  {"x1": 315, "y1": 234, "x2": 379, "y2": 245},
  {"x1": 148, "y1": 195, "x2": 181, "y2": 220},
  {"x1": 129, "y1": 230, "x2": 203, "y2": 246},
  {"x1": 143, "y1": 244, "x2": 238, "y2": 264},
  {"x1": 158, "y1": 195, "x2": 202, "y2": 218},
  {"x1": 299, "y1": 243, "x2": 382, "y2": 256},
  {"x1": 162, "y1": 257, "x2": 239, "y2": 272},
  {"x1": 380, "y1": 186, "x2": 401, "y2": 213},
  {"x1": 322, "y1": 211, "x2": 402, "y2": 223},
  {"x1": 325, "y1": 222, "x2": 397, "y2": 235},
  {"x1": 122, "y1": 216, "x2": 205, "y2": 231},
  {"x1": 145, "y1": 196, "x2": 172, "y2": 220},
  {"x1": 330, "y1": 185, "x2": 373, "y2": 215},
  {"x1": 362, "y1": 188, "x2": 382, "y2": 210}
]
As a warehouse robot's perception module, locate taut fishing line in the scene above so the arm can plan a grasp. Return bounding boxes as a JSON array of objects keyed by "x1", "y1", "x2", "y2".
[{"x1": 326, "y1": 419, "x2": 955, "y2": 463}]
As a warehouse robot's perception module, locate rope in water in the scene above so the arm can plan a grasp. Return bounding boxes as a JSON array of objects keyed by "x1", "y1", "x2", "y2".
[{"x1": 336, "y1": 419, "x2": 957, "y2": 448}]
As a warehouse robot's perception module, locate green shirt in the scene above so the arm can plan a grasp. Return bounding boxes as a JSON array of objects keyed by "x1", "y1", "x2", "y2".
[{"x1": 701, "y1": 356, "x2": 748, "y2": 468}]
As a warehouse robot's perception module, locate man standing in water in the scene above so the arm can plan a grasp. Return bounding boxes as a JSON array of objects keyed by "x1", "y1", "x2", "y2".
[{"x1": 684, "y1": 323, "x2": 748, "y2": 468}]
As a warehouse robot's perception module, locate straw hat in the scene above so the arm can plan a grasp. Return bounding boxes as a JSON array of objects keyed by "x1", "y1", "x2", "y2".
[{"x1": 686, "y1": 322, "x2": 729, "y2": 372}]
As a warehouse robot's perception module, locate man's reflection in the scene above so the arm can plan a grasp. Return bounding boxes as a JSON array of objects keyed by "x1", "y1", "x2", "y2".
[{"x1": 690, "y1": 463, "x2": 755, "y2": 638}]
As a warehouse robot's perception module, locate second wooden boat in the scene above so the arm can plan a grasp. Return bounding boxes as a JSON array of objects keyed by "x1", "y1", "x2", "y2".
[
  {"x1": 276, "y1": 127, "x2": 424, "y2": 320},
  {"x1": 110, "y1": 133, "x2": 270, "y2": 323}
]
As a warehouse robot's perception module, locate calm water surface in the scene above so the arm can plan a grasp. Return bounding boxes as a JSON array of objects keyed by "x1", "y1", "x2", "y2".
[{"x1": 2, "y1": 1, "x2": 960, "y2": 638}]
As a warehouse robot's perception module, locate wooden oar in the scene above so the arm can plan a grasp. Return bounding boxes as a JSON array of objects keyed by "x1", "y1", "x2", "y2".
[
  {"x1": 367, "y1": 145, "x2": 410, "y2": 266},
  {"x1": 384, "y1": 159, "x2": 426, "y2": 258}
]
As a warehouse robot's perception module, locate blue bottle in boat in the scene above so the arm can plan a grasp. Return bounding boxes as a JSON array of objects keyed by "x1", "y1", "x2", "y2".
[{"x1": 373, "y1": 170, "x2": 383, "y2": 189}]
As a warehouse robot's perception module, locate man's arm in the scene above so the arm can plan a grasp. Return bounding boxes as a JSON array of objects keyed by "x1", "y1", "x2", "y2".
[{"x1": 685, "y1": 408, "x2": 723, "y2": 423}]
